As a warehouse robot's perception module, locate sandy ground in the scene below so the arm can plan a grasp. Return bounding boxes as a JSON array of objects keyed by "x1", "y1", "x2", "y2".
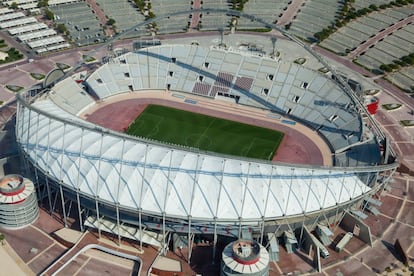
[{"x1": 0, "y1": 242, "x2": 34, "y2": 276}]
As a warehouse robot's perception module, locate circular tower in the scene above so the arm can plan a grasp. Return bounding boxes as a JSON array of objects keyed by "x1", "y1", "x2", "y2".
[
  {"x1": 221, "y1": 239, "x2": 270, "y2": 276},
  {"x1": 0, "y1": 174, "x2": 39, "y2": 228}
]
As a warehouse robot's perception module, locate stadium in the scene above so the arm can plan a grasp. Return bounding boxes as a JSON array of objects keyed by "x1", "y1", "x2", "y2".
[{"x1": 14, "y1": 12, "x2": 399, "y2": 265}]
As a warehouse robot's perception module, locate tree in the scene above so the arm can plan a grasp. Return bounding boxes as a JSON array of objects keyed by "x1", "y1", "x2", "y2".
[
  {"x1": 379, "y1": 64, "x2": 392, "y2": 72},
  {"x1": 146, "y1": 11, "x2": 155, "y2": 19},
  {"x1": 107, "y1": 18, "x2": 116, "y2": 26},
  {"x1": 45, "y1": 9, "x2": 54, "y2": 20},
  {"x1": 38, "y1": 0, "x2": 48, "y2": 7},
  {"x1": 0, "y1": 233, "x2": 5, "y2": 246},
  {"x1": 56, "y1": 23, "x2": 67, "y2": 34},
  {"x1": 10, "y1": 2, "x2": 18, "y2": 9},
  {"x1": 369, "y1": 4, "x2": 378, "y2": 11}
]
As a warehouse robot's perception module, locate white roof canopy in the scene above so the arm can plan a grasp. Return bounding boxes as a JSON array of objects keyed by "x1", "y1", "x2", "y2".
[{"x1": 17, "y1": 99, "x2": 371, "y2": 222}]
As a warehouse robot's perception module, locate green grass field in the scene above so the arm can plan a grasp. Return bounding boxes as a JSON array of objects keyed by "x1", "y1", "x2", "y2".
[{"x1": 126, "y1": 105, "x2": 284, "y2": 160}]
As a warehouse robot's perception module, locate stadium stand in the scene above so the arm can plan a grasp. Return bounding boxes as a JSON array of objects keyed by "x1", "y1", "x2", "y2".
[
  {"x1": 85, "y1": 45, "x2": 362, "y2": 154},
  {"x1": 49, "y1": 77, "x2": 95, "y2": 115}
]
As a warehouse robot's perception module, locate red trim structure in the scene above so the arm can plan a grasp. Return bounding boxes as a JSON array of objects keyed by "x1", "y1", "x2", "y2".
[
  {"x1": 0, "y1": 186, "x2": 25, "y2": 196},
  {"x1": 0, "y1": 175, "x2": 39, "y2": 228},
  {"x1": 232, "y1": 240, "x2": 260, "y2": 265},
  {"x1": 364, "y1": 96, "x2": 379, "y2": 115}
]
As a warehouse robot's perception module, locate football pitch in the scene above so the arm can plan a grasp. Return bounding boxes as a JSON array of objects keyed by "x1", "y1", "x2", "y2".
[{"x1": 126, "y1": 105, "x2": 284, "y2": 160}]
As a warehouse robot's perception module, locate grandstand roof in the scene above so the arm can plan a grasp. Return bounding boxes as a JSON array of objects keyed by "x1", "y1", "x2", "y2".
[{"x1": 17, "y1": 98, "x2": 369, "y2": 223}]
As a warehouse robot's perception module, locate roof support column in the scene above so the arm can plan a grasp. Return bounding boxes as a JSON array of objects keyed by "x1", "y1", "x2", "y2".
[
  {"x1": 284, "y1": 168, "x2": 295, "y2": 215},
  {"x1": 45, "y1": 116, "x2": 53, "y2": 216},
  {"x1": 95, "y1": 196, "x2": 101, "y2": 239},
  {"x1": 162, "y1": 212, "x2": 166, "y2": 256},
  {"x1": 352, "y1": 172, "x2": 359, "y2": 201},
  {"x1": 373, "y1": 171, "x2": 379, "y2": 192},
  {"x1": 45, "y1": 172, "x2": 53, "y2": 215},
  {"x1": 76, "y1": 188, "x2": 84, "y2": 232},
  {"x1": 379, "y1": 167, "x2": 396, "y2": 197},
  {"x1": 138, "y1": 145, "x2": 149, "y2": 250},
  {"x1": 188, "y1": 215, "x2": 192, "y2": 264},
  {"x1": 33, "y1": 110, "x2": 41, "y2": 198},
  {"x1": 332, "y1": 202, "x2": 341, "y2": 230},
  {"x1": 238, "y1": 162, "x2": 251, "y2": 239},
  {"x1": 238, "y1": 217, "x2": 242, "y2": 240},
  {"x1": 59, "y1": 182, "x2": 67, "y2": 228},
  {"x1": 338, "y1": 172, "x2": 347, "y2": 207},
  {"x1": 116, "y1": 139, "x2": 126, "y2": 247},
  {"x1": 76, "y1": 128, "x2": 85, "y2": 233},
  {"x1": 261, "y1": 166, "x2": 274, "y2": 244},
  {"x1": 25, "y1": 103, "x2": 32, "y2": 150},
  {"x1": 322, "y1": 171, "x2": 331, "y2": 209},
  {"x1": 15, "y1": 100, "x2": 22, "y2": 139},
  {"x1": 260, "y1": 216, "x2": 265, "y2": 245},
  {"x1": 33, "y1": 167, "x2": 41, "y2": 205},
  {"x1": 299, "y1": 170, "x2": 314, "y2": 245},
  {"x1": 298, "y1": 213, "x2": 307, "y2": 248},
  {"x1": 116, "y1": 203, "x2": 121, "y2": 246},
  {"x1": 95, "y1": 133, "x2": 105, "y2": 239},
  {"x1": 212, "y1": 217, "x2": 217, "y2": 264},
  {"x1": 138, "y1": 208, "x2": 143, "y2": 251},
  {"x1": 59, "y1": 123, "x2": 68, "y2": 228}
]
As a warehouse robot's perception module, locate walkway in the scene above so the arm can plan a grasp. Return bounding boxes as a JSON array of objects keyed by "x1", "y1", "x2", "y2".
[
  {"x1": 277, "y1": 0, "x2": 305, "y2": 26},
  {"x1": 189, "y1": 0, "x2": 201, "y2": 30},
  {"x1": 85, "y1": 0, "x2": 114, "y2": 36}
]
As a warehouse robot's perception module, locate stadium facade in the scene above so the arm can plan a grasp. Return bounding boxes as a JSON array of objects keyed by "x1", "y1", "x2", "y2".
[{"x1": 16, "y1": 41, "x2": 398, "y2": 259}]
